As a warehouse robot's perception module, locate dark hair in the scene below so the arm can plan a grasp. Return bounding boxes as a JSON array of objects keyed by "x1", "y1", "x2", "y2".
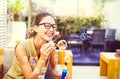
[
  {"x1": 28, "y1": 11, "x2": 56, "y2": 38},
  {"x1": 32, "y1": 11, "x2": 56, "y2": 26}
]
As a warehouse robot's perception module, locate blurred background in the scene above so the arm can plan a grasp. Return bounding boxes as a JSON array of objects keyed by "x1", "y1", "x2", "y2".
[{"x1": 1, "y1": 0, "x2": 120, "y2": 66}]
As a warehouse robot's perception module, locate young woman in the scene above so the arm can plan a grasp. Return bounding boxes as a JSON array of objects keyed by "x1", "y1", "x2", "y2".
[{"x1": 3, "y1": 11, "x2": 69, "y2": 79}]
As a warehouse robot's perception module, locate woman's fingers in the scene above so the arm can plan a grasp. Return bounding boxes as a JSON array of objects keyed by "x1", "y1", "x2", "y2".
[
  {"x1": 65, "y1": 72, "x2": 70, "y2": 79},
  {"x1": 43, "y1": 45, "x2": 54, "y2": 56},
  {"x1": 40, "y1": 41, "x2": 56, "y2": 57}
]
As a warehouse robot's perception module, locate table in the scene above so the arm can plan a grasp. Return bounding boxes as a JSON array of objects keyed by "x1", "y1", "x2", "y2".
[
  {"x1": 0, "y1": 62, "x2": 3, "y2": 79},
  {"x1": 100, "y1": 52, "x2": 120, "y2": 79},
  {"x1": 68, "y1": 40, "x2": 84, "y2": 53},
  {"x1": 57, "y1": 50, "x2": 73, "y2": 79},
  {"x1": 0, "y1": 48, "x2": 3, "y2": 79}
]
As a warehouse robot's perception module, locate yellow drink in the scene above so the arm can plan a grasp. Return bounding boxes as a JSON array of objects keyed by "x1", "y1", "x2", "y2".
[{"x1": 58, "y1": 50, "x2": 65, "y2": 65}]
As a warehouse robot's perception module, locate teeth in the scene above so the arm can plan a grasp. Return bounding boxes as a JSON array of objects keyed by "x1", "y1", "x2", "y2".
[
  {"x1": 48, "y1": 34, "x2": 52, "y2": 37},
  {"x1": 49, "y1": 34, "x2": 52, "y2": 35},
  {"x1": 46, "y1": 34, "x2": 53, "y2": 38}
]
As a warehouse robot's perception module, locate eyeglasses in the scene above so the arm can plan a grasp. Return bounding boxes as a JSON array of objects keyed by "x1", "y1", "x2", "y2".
[{"x1": 38, "y1": 23, "x2": 57, "y2": 30}]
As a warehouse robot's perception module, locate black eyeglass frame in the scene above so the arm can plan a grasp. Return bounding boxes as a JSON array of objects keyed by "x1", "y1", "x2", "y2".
[{"x1": 38, "y1": 23, "x2": 57, "y2": 30}]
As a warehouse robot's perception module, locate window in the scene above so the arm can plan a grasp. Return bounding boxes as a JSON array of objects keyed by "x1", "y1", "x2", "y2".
[{"x1": 0, "y1": 0, "x2": 7, "y2": 48}]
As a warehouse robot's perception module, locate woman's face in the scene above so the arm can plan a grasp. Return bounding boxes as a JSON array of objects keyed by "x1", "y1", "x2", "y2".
[{"x1": 35, "y1": 16, "x2": 56, "y2": 41}]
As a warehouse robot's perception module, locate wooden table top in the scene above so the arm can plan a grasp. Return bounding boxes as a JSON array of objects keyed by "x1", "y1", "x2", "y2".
[{"x1": 100, "y1": 52, "x2": 118, "y2": 59}]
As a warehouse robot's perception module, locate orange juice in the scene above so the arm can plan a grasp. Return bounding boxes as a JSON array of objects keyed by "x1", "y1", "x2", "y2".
[
  {"x1": 58, "y1": 50, "x2": 65, "y2": 65},
  {"x1": 0, "y1": 48, "x2": 3, "y2": 62},
  {"x1": 0, "y1": 49, "x2": 3, "y2": 56}
]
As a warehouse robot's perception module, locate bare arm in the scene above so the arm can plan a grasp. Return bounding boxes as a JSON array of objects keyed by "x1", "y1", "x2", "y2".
[
  {"x1": 49, "y1": 49, "x2": 61, "y2": 79},
  {"x1": 15, "y1": 42, "x2": 56, "y2": 79}
]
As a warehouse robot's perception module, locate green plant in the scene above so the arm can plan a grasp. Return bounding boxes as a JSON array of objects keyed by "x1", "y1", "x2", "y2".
[
  {"x1": 7, "y1": 0, "x2": 28, "y2": 21},
  {"x1": 56, "y1": 15, "x2": 104, "y2": 36}
]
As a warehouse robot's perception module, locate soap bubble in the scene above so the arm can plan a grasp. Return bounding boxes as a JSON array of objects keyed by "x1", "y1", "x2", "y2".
[
  {"x1": 57, "y1": 40, "x2": 67, "y2": 49},
  {"x1": 80, "y1": 33, "x2": 88, "y2": 41}
]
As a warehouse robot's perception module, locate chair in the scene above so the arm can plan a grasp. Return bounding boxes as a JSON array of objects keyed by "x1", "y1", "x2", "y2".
[
  {"x1": 105, "y1": 29, "x2": 116, "y2": 52},
  {"x1": 106, "y1": 29, "x2": 116, "y2": 41},
  {"x1": 91, "y1": 29, "x2": 106, "y2": 51}
]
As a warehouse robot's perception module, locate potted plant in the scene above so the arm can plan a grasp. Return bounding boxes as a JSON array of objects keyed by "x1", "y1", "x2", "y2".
[
  {"x1": 7, "y1": 0, "x2": 28, "y2": 21},
  {"x1": 7, "y1": 0, "x2": 28, "y2": 48}
]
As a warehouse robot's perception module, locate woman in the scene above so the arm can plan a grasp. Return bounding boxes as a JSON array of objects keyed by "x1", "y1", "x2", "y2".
[{"x1": 3, "y1": 12, "x2": 68, "y2": 79}]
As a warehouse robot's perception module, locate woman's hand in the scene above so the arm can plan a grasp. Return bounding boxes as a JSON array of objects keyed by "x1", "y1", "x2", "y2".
[
  {"x1": 115, "y1": 52, "x2": 120, "y2": 58},
  {"x1": 65, "y1": 72, "x2": 70, "y2": 79},
  {"x1": 40, "y1": 41, "x2": 56, "y2": 61}
]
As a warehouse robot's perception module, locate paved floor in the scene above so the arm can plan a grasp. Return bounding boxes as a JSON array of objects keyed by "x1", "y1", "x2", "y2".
[{"x1": 72, "y1": 66, "x2": 107, "y2": 79}]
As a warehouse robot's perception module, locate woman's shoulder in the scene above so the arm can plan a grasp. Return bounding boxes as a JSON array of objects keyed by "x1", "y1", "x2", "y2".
[
  {"x1": 21, "y1": 38, "x2": 33, "y2": 45},
  {"x1": 14, "y1": 38, "x2": 33, "y2": 51},
  {"x1": 15, "y1": 38, "x2": 34, "y2": 56}
]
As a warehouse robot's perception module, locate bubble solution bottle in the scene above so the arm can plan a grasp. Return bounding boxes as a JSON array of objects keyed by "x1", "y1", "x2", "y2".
[{"x1": 61, "y1": 68, "x2": 67, "y2": 79}]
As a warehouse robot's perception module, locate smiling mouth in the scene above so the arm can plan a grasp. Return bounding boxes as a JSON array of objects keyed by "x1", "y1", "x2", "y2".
[{"x1": 47, "y1": 33, "x2": 53, "y2": 37}]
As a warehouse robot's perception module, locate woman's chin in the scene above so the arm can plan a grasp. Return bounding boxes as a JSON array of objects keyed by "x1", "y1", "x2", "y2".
[
  {"x1": 44, "y1": 35, "x2": 54, "y2": 41},
  {"x1": 45, "y1": 38, "x2": 52, "y2": 42}
]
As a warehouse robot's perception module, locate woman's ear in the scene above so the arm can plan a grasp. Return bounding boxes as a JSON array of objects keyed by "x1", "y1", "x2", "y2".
[
  {"x1": 34, "y1": 29, "x2": 38, "y2": 32},
  {"x1": 34, "y1": 25, "x2": 38, "y2": 32}
]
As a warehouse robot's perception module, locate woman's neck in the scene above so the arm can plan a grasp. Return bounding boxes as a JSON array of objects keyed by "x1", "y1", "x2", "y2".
[{"x1": 34, "y1": 36, "x2": 46, "y2": 56}]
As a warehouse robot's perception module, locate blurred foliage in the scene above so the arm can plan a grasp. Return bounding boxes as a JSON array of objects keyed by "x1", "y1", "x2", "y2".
[
  {"x1": 7, "y1": 0, "x2": 28, "y2": 21},
  {"x1": 56, "y1": 15, "x2": 104, "y2": 36}
]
